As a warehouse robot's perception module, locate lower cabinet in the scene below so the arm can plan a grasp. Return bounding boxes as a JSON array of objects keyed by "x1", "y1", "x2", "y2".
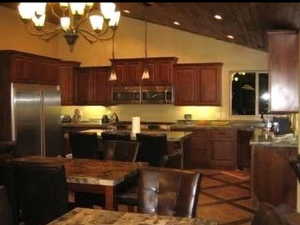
[{"x1": 182, "y1": 128, "x2": 238, "y2": 170}]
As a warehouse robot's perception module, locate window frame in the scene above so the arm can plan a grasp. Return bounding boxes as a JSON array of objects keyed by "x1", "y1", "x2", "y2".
[{"x1": 229, "y1": 70, "x2": 269, "y2": 119}]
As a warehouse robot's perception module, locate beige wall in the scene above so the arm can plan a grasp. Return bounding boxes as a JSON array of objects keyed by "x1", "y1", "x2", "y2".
[
  {"x1": 58, "y1": 16, "x2": 268, "y2": 121},
  {"x1": 0, "y1": 6, "x2": 58, "y2": 58}
]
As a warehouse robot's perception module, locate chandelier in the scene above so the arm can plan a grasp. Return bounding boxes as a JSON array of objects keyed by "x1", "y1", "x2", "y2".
[{"x1": 17, "y1": 2, "x2": 121, "y2": 51}]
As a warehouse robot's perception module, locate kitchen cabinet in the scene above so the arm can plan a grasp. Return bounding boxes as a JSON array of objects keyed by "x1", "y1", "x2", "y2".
[
  {"x1": 111, "y1": 57, "x2": 178, "y2": 86},
  {"x1": 268, "y1": 30, "x2": 299, "y2": 112},
  {"x1": 209, "y1": 128, "x2": 237, "y2": 169},
  {"x1": 237, "y1": 130, "x2": 253, "y2": 169},
  {"x1": 8, "y1": 51, "x2": 60, "y2": 85},
  {"x1": 251, "y1": 145, "x2": 297, "y2": 209},
  {"x1": 59, "y1": 61, "x2": 80, "y2": 105},
  {"x1": 184, "y1": 130, "x2": 210, "y2": 169},
  {"x1": 75, "y1": 67, "x2": 110, "y2": 105},
  {"x1": 174, "y1": 63, "x2": 222, "y2": 106}
]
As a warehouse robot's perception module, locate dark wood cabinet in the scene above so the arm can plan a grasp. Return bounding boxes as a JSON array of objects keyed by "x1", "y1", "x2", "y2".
[
  {"x1": 268, "y1": 31, "x2": 299, "y2": 113},
  {"x1": 9, "y1": 52, "x2": 60, "y2": 85},
  {"x1": 59, "y1": 61, "x2": 80, "y2": 105},
  {"x1": 111, "y1": 57, "x2": 178, "y2": 86},
  {"x1": 184, "y1": 130, "x2": 209, "y2": 169},
  {"x1": 174, "y1": 63, "x2": 222, "y2": 106},
  {"x1": 75, "y1": 67, "x2": 110, "y2": 105},
  {"x1": 209, "y1": 128, "x2": 237, "y2": 169},
  {"x1": 237, "y1": 130, "x2": 253, "y2": 169},
  {"x1": 251, "y1": 145, "x2": 297, "y2": 209}
]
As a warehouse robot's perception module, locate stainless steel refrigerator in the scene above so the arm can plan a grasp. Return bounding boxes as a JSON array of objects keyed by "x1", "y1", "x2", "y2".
[{"x1": 11, "y1": 83, "x2": 63, "y2": 157}]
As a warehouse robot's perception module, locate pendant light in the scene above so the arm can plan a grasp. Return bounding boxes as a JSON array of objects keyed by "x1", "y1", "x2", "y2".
[
  {"x1": 109, "y1": 32, "x2": 117, "y2": 81},
  {"x1": 141, "y1": 8, "x2": 150, "y2": 80}
]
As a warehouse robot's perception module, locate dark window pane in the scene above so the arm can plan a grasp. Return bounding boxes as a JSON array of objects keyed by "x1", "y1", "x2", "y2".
[
  {"x1": 258, "y1": 73, "x2": 269, "y2": 114},
  {"x1": 232, "y1": 72, "x2": 256, "y2": 115}
]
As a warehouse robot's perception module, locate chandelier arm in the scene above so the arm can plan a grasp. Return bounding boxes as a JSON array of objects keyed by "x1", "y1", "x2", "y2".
[
  {"x1": 26, "y1": 23, "x2": 61, "y2": 37},
  {"x1": 79, "y1": 28, "x2": 115, "y2": 41},
  {"x1": 49, "y1": 3, "x2": 62, "y2": 20},
  {"x1": 78, "y1": 30, "x2": 98, "y2": 44}
]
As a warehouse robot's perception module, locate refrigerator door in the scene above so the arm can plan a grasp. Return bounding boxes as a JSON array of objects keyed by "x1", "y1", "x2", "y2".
[
  {"x1": 42, "y1": 85, "x2": 63, "y2": 157},
  {"x1": 12, "y1": 83, "x2": 42, "y2": 157}
]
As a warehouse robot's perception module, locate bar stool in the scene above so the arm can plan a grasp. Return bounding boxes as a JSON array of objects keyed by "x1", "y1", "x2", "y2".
[{"x1": 69, "y1": 132, "x2": 99, "y2": 159}]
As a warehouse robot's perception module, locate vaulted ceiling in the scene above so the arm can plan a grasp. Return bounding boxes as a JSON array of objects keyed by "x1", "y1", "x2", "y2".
[{"x1": 2, "y1": 2, "x2": 300, "y2": 51}]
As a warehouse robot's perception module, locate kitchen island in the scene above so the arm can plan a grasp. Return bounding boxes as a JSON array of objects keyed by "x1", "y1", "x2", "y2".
[{"x1": 250, "y1": 136, "x2": 298, "y2": 210}]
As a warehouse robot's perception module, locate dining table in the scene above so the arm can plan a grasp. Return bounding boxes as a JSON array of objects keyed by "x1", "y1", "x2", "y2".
[
  {"x1": 12, "y1": 156, "x2": 147, "y2": 210},
  {"x1": 47, "y1": 207, "x2": 218, "y2": 225}
]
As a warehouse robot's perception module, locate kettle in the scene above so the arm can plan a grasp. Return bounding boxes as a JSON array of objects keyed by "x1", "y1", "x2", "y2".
[{"x1": 101, "y1": 115, "x2": 110, "y2": 124}]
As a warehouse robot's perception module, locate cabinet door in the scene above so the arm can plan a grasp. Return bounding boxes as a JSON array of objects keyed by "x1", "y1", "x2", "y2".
[
  {"x1": 268, "y1": 31, "x2": 299, "y2": 112},
  {"x1": 41, "y1": 60, "x2": 59, "y2": 85},
  {"x1": 154, "y1": 60, "x2": 174, "y2": 84},
  {"x1": 10, "y1": 56, "x2": 35, "y2": 82},
  {"x1": 174, "y1": 68, "x2": 198, "y2": 105},
  {"x1": 199, "y1": 67, "x2": 221, "y2": 105},
  {"x1": 210, "y1": 140, "x2": 236, "y2": 169},
  {"x1": 91, "y1": 68, "x2": 110, "y2": 105},
  {"x1": 59, "y1": 65, "x2": 75, "y2": 105},
  {"x1": 124, "y1": 61, "x2": 143, "y2": 86},
  {"x1": 76, "y1": 70, "x2": 91, "y2": 105},
  {"x1": 185, "y1": 130, "x2": 209, "y2": 169}
]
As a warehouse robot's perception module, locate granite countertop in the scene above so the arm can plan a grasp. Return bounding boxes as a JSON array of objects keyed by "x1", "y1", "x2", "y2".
[
  {"x1": 250, "y1": 135, "x2": 298, "y2": 148},
  {"x1": 12, "y1": 156, "x2": 147, "y2": 186},
  {"x1": 47, "y1": 208, "x2": 218, "y2": 225},
  {"x1": 79, "y1": 129, "x2": 192, "y2": 142}
]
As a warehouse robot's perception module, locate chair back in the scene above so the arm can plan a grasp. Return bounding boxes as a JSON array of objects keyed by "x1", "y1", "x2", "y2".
[
  {"x1": 290, "y1": 157, "x2": 300, "y2": 181},
  {"x1": 103, "y1": 140, "x2": 139, "y2": 162},
  {"x1": 138, "y1": 167, "x2": 202, "y2": 218},
  {"x1": 101, "y1": 131, "x2": 131, "y2": 141},
  {"x1": 136, "y1": 133, "x2": 167, "y2": 167},
  {"x1": 251, "y1": 202, "x2": 291, "y2": 225},
  {"x1": 69, "y1": 132, "x2": 98, "y2": 159},
  {"x1": 0, "y1": 185, "x2": 13, "y2": 225},
  {"x1": 16, "y1": 164, "x2": 68, "y2": 225}
]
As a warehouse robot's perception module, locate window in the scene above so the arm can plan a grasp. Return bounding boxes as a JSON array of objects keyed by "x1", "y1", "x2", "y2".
[{"x1": 231, "y1": 71, "x2": 269, "y2": 116}]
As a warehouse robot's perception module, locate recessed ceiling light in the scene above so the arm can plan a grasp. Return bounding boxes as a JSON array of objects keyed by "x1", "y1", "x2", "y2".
[
  {"x1": 173, "y1": 21, "x2": 180, "y2": 26},
  {"x1": 227, "y1": 35, "x2": 234, "y2": 39},
  {"x1": 123, "y1": 9, "x2": 130, "y2": 14},
  {"x1": 214, "y1": 14, "x2": 223, "y2": 20}
]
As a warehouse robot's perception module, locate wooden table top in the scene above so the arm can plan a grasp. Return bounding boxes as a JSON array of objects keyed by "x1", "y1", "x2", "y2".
[
  {"x1": 47, "y1": 208, "x2": 218, "y2": 225},
  {"x1": 12, "y1": 156, "x2": 146, "y2": 186},
  {"x1": 80, "y1": 129, "x2": 192, "y2": 142}
]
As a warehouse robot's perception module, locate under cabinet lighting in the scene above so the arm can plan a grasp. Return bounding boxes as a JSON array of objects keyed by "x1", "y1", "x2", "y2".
[
  {"x1": 214, "y1": 14, "x2": 223, "y2": 20},
  {"x1": 227, "y1": 35, "x2": 234, "y2": 39},
  {"x1": 173, "y1": 21, "x2": 180, "y2": 26},
  {"x1": 123, "y1": 9, "x2": 130, "y2": 14}
]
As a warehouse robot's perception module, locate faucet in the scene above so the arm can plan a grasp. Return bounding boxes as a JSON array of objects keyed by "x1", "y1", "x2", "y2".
[{"x1": 111, "y1": 112, "x2": 119, "y2": 123}]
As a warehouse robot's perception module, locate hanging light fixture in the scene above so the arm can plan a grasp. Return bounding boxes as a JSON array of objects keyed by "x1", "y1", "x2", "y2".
[
  {"x1": 141, "y1": 6, "x2": 150, "y2": 80},
  {"x1": 109, "y1": 33, "x2": 117, "y2": 81},
  {"x1": 17, "y1": 2, "x2": 121, "y2": 51}
]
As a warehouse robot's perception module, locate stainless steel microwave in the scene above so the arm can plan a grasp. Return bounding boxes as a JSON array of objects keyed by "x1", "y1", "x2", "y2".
[{"x1": 112, "y1": 86, "x2": 173, "y2": 104}]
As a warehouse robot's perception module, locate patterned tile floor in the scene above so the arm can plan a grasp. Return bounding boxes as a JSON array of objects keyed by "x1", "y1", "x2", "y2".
[{"x1": 195, "y1": 169, "x2": 253, "y2": 225}]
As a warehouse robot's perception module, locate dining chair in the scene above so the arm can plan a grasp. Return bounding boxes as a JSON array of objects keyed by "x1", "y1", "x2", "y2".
[
  {"x1": 136, "y1": 133, "x2": 168, "y2": 167},
  {"x1": 251, "y1": 202, "x2": 292, "y2": 225},
  {"x1": 289, "y1": 156, "x2": 300, "y2": 181},
  {"x1": 15, "y1": 164, "x2": 69, "y2": 225},
  {"x1": 138, "y1": 167, "x2": 202, "y2": 218},
  {"x1": 103, "y1": 140, "x2": 139, "y2": 162},
  {"x1": 0, "y1": 185, "x2": 13, "y2": 225},
  {"x1": 69, "y1": 132, "x2": 99, "y2": 159}
]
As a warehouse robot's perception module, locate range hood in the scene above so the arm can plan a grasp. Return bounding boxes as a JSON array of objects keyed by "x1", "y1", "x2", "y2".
[{"x1": 112, "y1": 86, "x2": 174, "y2": 104}]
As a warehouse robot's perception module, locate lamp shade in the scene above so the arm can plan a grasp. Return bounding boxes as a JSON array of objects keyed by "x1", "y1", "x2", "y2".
[
  {"x1": 100, "y1": 2, "x2": 116, "y2": 19},
  {"x1": 18, "y1": 3, "x2": 35, "y2": 20},
  {"x1": 109, "y1": 11, "x2": 120, "y2": 27},
  {"x1": 60, "y1": 17, "x2": 71, "y2": 31},
  {"x1": 89, "y1": 15, "x2": 104, "y2": 31}
]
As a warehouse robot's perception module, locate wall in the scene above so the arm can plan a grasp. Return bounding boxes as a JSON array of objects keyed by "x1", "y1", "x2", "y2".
[
  {"x1": 58, "y1": 16, "x2": 268, "y2": 121},
  {"x1": 0, "y1": 6, "x2": 58, "y2": 58}
]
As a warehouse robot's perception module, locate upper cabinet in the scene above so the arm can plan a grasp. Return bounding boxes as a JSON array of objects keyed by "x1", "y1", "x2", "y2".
[
  {"x1": 7, "y1": 51, "x2": 60, "y2": 85},
  {"x1": 75, "y1": 67, "x2": 110, "y2": 105},
  {"x1": 268, "y1": 31, "x2": 299, "y2": 113},
  {"x1": 111, "y1": 57, "x2": 178, "y2": 86},
  {"x1": 174, "y1": 63, "x2": 222, "y2": 106},
  {"x1": 59, "y1": 61, "x2": 80, "y2": 105}
]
